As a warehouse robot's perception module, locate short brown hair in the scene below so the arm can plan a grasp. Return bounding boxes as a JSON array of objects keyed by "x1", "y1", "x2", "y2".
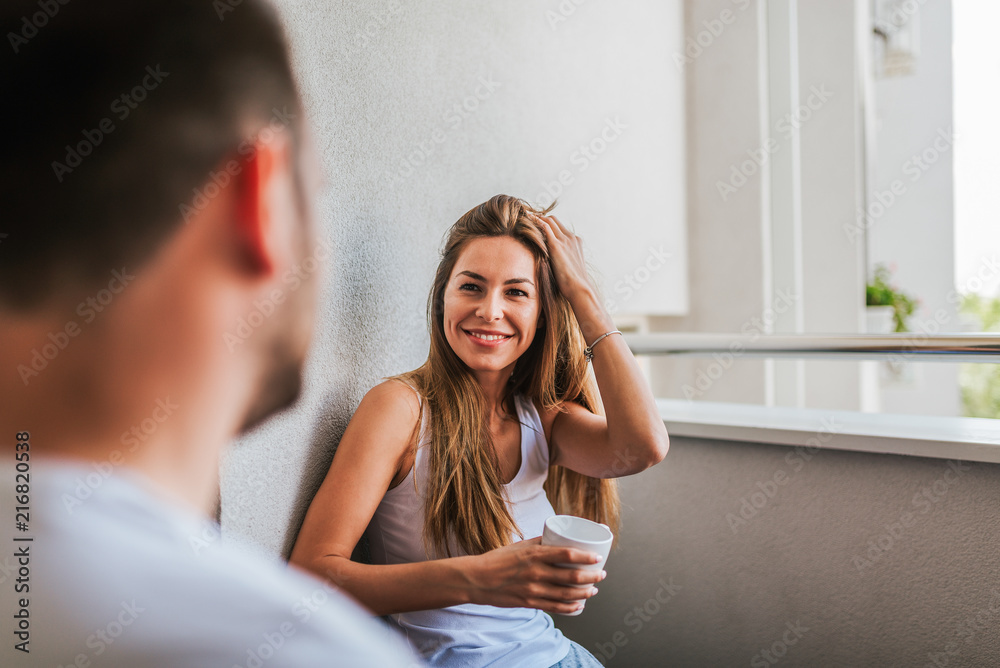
[{"x1": 0, "y1": 0, "x2": 303, "y2": 310}]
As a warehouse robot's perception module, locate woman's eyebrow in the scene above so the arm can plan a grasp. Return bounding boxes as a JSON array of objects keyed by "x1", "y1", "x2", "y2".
[{"x1": 455, "y1": 270, "x2": 534, "y2": 286}]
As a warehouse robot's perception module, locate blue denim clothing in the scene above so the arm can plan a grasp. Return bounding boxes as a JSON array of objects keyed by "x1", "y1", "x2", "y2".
[{"x1": 550, "y1": 640, "x2": 605, "y2": 667}]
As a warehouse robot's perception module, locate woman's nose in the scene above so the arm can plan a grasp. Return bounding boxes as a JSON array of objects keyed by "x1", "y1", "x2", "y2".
[{"x1": 475, "y1": 290, "x2": 503, "y2": 322}]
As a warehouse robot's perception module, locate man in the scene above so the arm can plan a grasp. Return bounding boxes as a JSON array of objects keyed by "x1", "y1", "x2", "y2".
[{"x1": 0, "y1": 1, "x2": 420, "y2": 665}]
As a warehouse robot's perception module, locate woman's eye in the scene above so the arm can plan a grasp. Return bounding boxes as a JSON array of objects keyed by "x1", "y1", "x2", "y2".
[
  {"x1": 507, "y1": 289, "x2": 527, "y2": 297},
  {"x1": 459, "y1": 283, "x2": 480, "y2": 292}
]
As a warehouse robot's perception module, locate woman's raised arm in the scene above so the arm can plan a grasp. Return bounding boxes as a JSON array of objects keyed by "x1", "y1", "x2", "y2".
[
  {"x1": 531, "y1": 213, "x2": 670, "y2": 478},
  {"x1": 288, "y1": 380, "x2": 604, "y2": 616}
]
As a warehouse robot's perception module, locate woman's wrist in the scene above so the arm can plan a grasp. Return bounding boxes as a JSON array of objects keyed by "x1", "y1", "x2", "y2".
[
  {"x1": 448, "y1": 554, "x2": 482, "y2": 606},
  {"x1": 564, "y1": 286, "x2": 615, "y2": 343}
]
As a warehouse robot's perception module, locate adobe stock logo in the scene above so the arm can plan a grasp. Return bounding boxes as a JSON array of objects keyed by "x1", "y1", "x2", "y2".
[
  {"x1": 535, "y1": 116, "x2": 628, "y2": 207},
  {"x1": 545, "y1": 0, "x2": 591, "y2": 31},
  {"x1": 751, "y1": 621, "x2": 810, "y2": 667},
  {"x1": 61, "y1": 397, "x2": 178, "y2": 514},
  {"x1": 591, "y1": 577, "x2": 682, "y2": 663},
  {"x1": 391, "y1": 76, "x2": 502, "y2": 183},
  {"x1": 672, "y1": 0, "x2": 751, "y2": 69},
  {"x1": 7, "y1": 0, "x2": 71, "y2": 54},
  {"x1": 18, "y1": 268, "x2": 135, "y2": 385},
  {"x1": 716, "y1": 85, "x2": 834, "y2": 202},
  {"x1": 725, "y1": 417, "x2": 841, "y2": 534},
  {"x1": 50, "y1": 65, "x2": 170, "y2": 183},
  {"x1": 604, "y1": 245, "x2": 672, "y2": 316},
  {"x1": 223, "y1": 237, "x2": 331, "y2": 351},
  {"x1": 681, "y1": 288, "x2": 798, "y2": 401},
  {"x1": 843, "y1": 127, "x2": 956, "y2": 244}
]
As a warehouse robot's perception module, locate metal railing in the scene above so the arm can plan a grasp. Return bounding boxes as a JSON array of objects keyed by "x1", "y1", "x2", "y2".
[{"x1": 623, "y1": 333, "x2": 1000, "y2": 362}]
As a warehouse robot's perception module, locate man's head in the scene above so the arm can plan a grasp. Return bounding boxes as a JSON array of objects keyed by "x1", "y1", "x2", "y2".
[{"x1": 1, "y1": 0, "x2": 322, "y2": 442}]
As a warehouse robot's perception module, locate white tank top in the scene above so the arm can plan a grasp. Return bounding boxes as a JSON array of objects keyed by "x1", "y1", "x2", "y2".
[{"x1": 366, "y1": 391, "x2": 570, "y2": 668}]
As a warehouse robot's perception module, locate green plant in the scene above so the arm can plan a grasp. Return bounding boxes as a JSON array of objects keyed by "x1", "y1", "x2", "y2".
[
  {"x1": 866, "y1": 263, "x2": 918, "y2": 332},
  {"x1": 959, "y1": 293, "x2": 1000, "y2": 419}
]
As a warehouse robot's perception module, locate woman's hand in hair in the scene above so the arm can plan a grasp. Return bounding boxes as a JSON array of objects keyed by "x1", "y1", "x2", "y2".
[
  {"x1": 460, "y1": 536, "x2": 605, "y2": 614},
  {"x1": 529, "y1": 210, "x2": 670, "y2": 478},
  {"x1": 530, "y1": 211, "x2": 615, "y2": 337},
  {"x1": 530, "y1": 212, "x2": 595, "y2": 303}
]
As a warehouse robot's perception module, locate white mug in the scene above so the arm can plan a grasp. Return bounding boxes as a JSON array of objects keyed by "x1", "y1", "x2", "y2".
[{"x1": 541, "y1": 515, "x2": 613, "y2": 616}]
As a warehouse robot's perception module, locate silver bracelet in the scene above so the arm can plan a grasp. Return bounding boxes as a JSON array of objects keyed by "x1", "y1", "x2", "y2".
[{"x1": 584, "y1": 330, "x2": 623, "y2": 361}]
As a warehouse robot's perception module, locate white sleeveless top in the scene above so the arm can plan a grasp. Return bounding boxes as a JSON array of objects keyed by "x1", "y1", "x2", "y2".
[{"x1": 366, "y1": 392, "x2": 570, "y2": 668}]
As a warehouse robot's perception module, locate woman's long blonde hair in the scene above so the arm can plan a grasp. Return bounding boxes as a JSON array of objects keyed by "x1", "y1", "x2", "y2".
[{"x1": 394, "y1": 194, "x2": 620, "y2": 558}]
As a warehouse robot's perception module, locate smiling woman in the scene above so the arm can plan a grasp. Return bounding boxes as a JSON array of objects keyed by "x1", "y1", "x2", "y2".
[{"x1": 289, "y1": 194, "x2": 668, "y2": 668}]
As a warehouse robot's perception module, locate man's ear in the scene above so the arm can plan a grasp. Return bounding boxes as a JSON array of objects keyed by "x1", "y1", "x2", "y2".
[{"x1": 230, "y1": 133, "x2": 295, "y2": 278}]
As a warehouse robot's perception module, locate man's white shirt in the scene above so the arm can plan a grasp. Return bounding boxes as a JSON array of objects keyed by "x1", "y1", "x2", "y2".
[{"x1": 0, "y1": 458, "x2": 421, "y2": 667}]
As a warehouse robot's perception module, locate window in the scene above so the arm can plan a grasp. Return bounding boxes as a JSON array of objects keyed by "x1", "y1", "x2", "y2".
[{"x1": 624, "y1": 0, "x2": 1000, "y2": 422}]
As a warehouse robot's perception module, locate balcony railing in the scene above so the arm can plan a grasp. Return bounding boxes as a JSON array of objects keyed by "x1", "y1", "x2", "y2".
[{"x1": 624, "y1": 333, "x2": 1000, "y2": 362}]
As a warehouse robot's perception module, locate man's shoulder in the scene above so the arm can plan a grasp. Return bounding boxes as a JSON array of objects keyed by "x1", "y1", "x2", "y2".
[
  {"x1": 172, "y1": 541, "x2": 418, "y2": 666},
  {"x1": 24, "y1": 536, "x2": 419, "y2": 666},
  {"x1": 14, "y1": 463, "x2": 420, "y2": 666}
]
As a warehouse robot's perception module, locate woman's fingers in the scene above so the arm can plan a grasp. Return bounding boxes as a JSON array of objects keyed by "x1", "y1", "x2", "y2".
[
  {"x1": 531, "y1": 214, "x2": 555, "y2": 240},
  {"x1": 547, "y1": 214, "x2": 574, "y2": 238},
  {"x1": 522, "y1": 543, "x2": 605, "y2": 583},
  {"x1": 535, "y1": 545, "x2": 602, "y2": 567},
  {"x1": 480, "y1": 538, "x2": 605, "y2": 611},
  {"x1": 529, "y1": 212, "x2": 565, "y2": 239},
  {"x1": 524, "y1": 597, "x2": 586, "y2": 615},
  {"x1": 555, "y1": 566, "x2": 601, "y2": 586},
  {"x1": 522, "y1": 581, "x2": 597, "y2": 608},
  {"x1": 540, "y1": 570, "x2": 600, "y2": 596},
  {"x1": 526, "y1": 582, "x2": 599, "y2": 614},
  {"x1": 536, "y1": 598, "x2": 589, "y2": 615},
  {"x1": 543, "y1": 562, "x2": 605, "y2": 586}
]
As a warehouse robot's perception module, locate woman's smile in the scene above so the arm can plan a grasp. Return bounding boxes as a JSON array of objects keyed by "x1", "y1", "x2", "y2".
[{"x1": 463, "y1": 328, "x2": 515, "y2": 347}]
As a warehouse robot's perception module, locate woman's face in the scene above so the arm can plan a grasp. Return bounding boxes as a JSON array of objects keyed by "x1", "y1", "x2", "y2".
[{"x1": 442, "y1": 237, "x2": 541, "y2": 377}]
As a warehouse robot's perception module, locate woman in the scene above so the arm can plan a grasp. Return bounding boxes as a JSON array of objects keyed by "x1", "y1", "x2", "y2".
[{"x1": 290, "y1": 195, "x2": 669, "y2": 667}]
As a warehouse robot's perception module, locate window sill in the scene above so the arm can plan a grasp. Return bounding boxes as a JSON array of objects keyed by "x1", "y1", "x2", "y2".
[{"x1": 657, "y1": 399, "x2": 1000, "y2": 464}]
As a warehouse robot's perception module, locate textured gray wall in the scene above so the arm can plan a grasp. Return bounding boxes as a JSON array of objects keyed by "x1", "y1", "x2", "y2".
[{"x1": 555, "y1": 435, "x2": 1000, "y2": 667}]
